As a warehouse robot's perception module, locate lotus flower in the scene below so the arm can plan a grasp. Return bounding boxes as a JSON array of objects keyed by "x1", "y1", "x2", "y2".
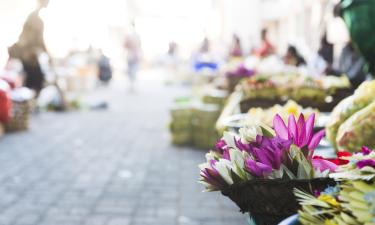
[
  {"x1": 247, "y1": 135, "x2": 292, "y2": 170},
  {"x1": 215, "y1": 139, "x2": 230, "y2": 160},
  {"x1": 244, "y1": 158, "x2": 272, "y2": 177},
  {"x1": 273, "y1": 113, "x2": 325, "y2": 151},
  {"x1": 199, "y1": 159, "x2": 233, "y2": 191}
]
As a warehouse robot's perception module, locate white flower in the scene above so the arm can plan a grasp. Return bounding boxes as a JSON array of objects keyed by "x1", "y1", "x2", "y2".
[{"x1": 239, "y1": 125, "x2": 263, "y2": 143}]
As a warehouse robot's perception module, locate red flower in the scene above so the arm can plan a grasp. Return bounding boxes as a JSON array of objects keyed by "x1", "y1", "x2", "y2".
[
  {"x1": 337, "y1": 151, "x2": 351, "y2": 165},
  {"x1": 312, "y1": 151, "x2": 351, "y2": 166}
]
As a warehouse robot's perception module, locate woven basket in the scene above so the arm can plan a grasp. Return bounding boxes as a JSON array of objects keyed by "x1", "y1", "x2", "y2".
[
  {"x1": 239, "y1": 98, "x2": 286, "y2": 113},
  {"x1": 221, "y1": 178, "x2": 335, "y2": 225},
  {"x1": 5, "y1": 100, "x2": 32, "y2": 131}
]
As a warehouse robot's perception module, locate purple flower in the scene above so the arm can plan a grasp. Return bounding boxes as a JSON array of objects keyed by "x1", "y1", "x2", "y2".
[
  {"x1": 234, "y1": 137, "x2": 251, "y2": 153},
  {"x1": 361, "y1": 146, "x2": 373, "y2": 155},
  {"x1": 215, "y1": 139, "x2": 226, "y2": 151},
  {"x1": 200, "y1": 160, "x2": 228, "y2": 189},
  {"x1": 273, "y1": 113, "x2": 325, "y2": 151},
  {"x1": 247, "y1": 135, "x2": 292, "y2": 170},
  {"x1": 357, "y1": 159, "x2": 375, "y2": 169},
  {"x1": 215, "y1": 139, "x2": 230, "y2": 160},
  {"x1": 244, "y1": 159, "x2": 272, "y2": 177},
  {"x1": 226, "y1": 64, "x2": 255, "y2": 77}
]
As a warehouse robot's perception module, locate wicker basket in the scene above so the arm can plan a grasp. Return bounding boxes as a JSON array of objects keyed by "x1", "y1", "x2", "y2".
[
  {"x1": 5, "y1": 100, "x2": 32, "y2": 131},
  {"x1": 221, "y1": 178, "x2": 336, "y2": 225}
]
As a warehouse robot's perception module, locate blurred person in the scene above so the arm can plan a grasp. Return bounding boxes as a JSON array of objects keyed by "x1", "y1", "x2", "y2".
[
  {"x1": 166, "y1": 41, "x2": 179, "y2": 70},
  {"x1": 318, "y1": 32, "x2": 334, "y2": 73},
  {"x1": 283, "y1": 45, "x2": 306, "y2": 67},
  {"x1": 168, "y1": 41, "x2": 178, "y2": 57},
  {"x1": 193, "y1": 37, "x2": 218, "y2": 72},
  {"x1": 124, "y1": 22, "x2": 141, "y2": 91},
  {"x1": 8, "y1": 0, "x2": 50, "y2": 97},
  {"x1": 97, "y1": 50, "x2": 112, "y2": 85},
  {"x1": 199, "y1": 37, "x2": 210, "y2": 54},
  {"x1": 229, "y1": 34, "x2": 243, "y2": 58},
  {"x1": 331, "y1": 41, "x2": 367, "y2": 88},
  {"x1": 254, "y1": 29, "x2": 275, "y2": 58}
]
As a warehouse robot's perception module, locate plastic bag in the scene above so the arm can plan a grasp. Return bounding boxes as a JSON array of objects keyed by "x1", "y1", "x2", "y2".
[
  {"x1": 326, "y1": 80, "x2": 375, "y2": 148},
  {"x1": 336, "y1": 101, "x2": 375, "y2": 152}
]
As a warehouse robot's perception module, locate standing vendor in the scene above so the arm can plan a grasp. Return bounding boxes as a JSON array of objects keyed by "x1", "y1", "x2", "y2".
[
  {"x1": 9, "y1": 0, "x2": 50, "y2": 97},
  {"x1": 254, "y1": 29, "x2": 275, "y2": 58}
]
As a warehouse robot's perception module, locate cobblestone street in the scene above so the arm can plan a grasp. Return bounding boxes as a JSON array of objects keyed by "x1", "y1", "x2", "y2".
[{"x1": 0, "y1": 72, "x2": 247, "y2": 225}]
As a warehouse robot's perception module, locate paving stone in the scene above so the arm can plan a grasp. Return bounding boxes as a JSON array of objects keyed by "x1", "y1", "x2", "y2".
[{"x1": 0, "y1": 74, "x2": 247, "y2": 225}]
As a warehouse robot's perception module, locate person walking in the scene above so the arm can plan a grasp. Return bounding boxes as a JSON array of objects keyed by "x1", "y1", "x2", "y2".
[{"x1": 124, "y1": 22, "x2": 141, "y2": 91}]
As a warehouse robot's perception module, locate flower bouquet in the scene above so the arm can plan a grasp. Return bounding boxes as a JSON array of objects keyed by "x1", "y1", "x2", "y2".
[
  {"x1": 199, "y1": 113, "x2": 337, "y2": 225},
  {"x1": 296, "y1": 146, "x2": 375, "y2": 225}
]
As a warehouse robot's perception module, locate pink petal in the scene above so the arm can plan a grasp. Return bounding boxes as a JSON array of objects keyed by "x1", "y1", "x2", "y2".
[
  {"x1": 273, "y1": 114, "x2": 288, "y2": 140},
  {"x1": 303, "y1": 114, "x2": 315, "y2": 146},
  {"x1": 296, "y1": 114, "x2": 306, "y2": 147},
  {"x1": 288, "y1": 114, "x2": 298, "y2": 142},
  {"x1": 308, "y1": 129, "x2": 325, "y2": 150},
  {"x1": 312, "y1": 158, "x2": 337, "y2": 172}
]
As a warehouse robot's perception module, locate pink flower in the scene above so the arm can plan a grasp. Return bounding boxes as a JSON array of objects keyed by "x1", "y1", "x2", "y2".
[
  {"x1": 312, "y1": 158, "x2": 338, "y2": 172},
  {"x1": 273, "y1": 113, "x2": 325, "y2": 151}
]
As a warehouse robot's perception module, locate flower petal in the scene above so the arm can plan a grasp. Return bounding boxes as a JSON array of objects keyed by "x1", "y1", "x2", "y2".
[
  {"x1": 361, "y1": 146, "x2": 372, "y2": 155},
  {"x1": 357, "y1": 159, "x2": 375, "y2": 169},
  {"x1": 288, "y1": 114, "x2": 298, "y2": 142},
  {"x1": 308, "y1": 129, "x2": 325, "y2": 150},
  {"x1": 273, "y1": 114, "x2": 288, "y2": 140},
  {"x1": 245, "y1": 159, "x2": 272, "y2": 177},
  {"x1": 296, "y1": 114, "x2": 306, "y2": 147},
  {"x1": 303, "y1": 113, "x2": 315, "y2": 146},
  {"x1": 312, "y1": 158, "x2": 338, "y2": 172}
]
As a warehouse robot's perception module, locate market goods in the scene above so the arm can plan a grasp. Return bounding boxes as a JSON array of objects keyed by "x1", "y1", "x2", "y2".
[
  {"x1": 169, "y1": 98, "x2": 193, "y2": 146},
  {"x1": 226, "y1": 64, "x2": 255, "y2": 92},
  {"x1": 296, "y1": 147, "x2": 375, "y2": 225},
  {"x1": 326, "y1": 80, "x2": 375, "y2": 149},
  {"x1": 336, "y1": 101, "x2": 375, "y2": 152},
  {"x1": 169, "y1": 97, "x2": 222, "y2": 149},
  {"x1": 0, "y1": 90, "x2": 11, "y2": 124},
  {"x1": 199, "y1": 113, "x2": 337, "y2": 225},
  {"x1": 246, "y1": 100, "x2": 318, "y2": 127},
  {"x1": 240, "y1": 74, "x2": 351, "y2": 113}
]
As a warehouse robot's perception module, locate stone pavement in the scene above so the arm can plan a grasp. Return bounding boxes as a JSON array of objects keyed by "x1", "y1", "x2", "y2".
[{"x1": 0, "y1": 71, "x2": 248, "y2": 225}]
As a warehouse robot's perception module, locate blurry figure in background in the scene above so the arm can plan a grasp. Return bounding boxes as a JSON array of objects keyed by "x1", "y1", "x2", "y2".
[
  {"x1": 229, "y1": 34, "x2": 243, "y2": 58},
  {"x1": 97, "y1": 50, "x2": 112, "y2": 85},
  {"x1": 331, "y1": 41, "x2": 366, "y2": 88},
  {"x1": 283, "y1": 45, "x2": 306, "y2": 67},
  {"x1": 193, "y1": 37, "x2": 219, "y2": 72},
  {"x1": 199, "y1": 37, "x2": 210, "y2": 54},
  {"x1": 318, "y1": 33, "x2": 334, "y2": 74},
  {"x1": 124, "y1": 22, "x2": 141, "y2": 91},
  {"x1": 308, "y1": 33, "x2": 334, "y2": 76},
  {"x1": 8, "y1": 0, "x2": 50, "y2": 97},
  {"x1": 254, "y1": 29, "x2": 275, "y2": 58},
  {"x1": 168, "y1": 41, "x2": 178, "y2": 58},
  {"x1": 166, "y1": 41, "x2": 179, "y2": 71}
]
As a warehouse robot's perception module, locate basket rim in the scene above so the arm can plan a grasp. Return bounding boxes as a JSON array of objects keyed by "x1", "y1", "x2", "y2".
[{"x1": 222, "y1": 177, "x2": 335, "y2": 194}]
